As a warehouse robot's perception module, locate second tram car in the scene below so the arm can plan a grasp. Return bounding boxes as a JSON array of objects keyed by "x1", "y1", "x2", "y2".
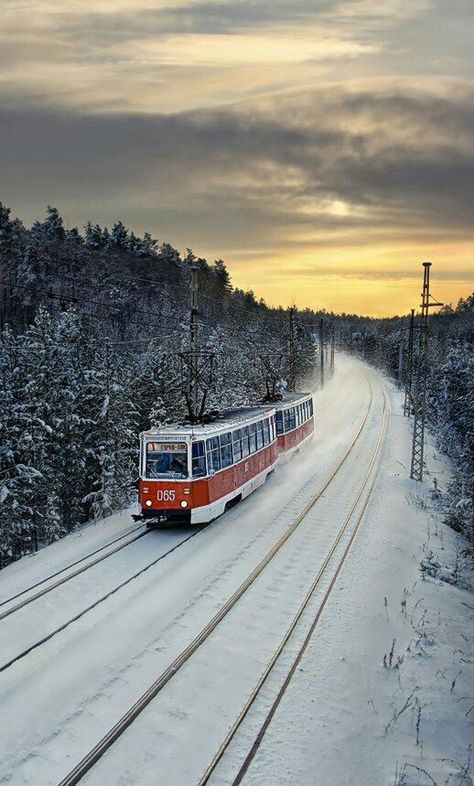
[
  {"x1": 137, "y1": 393, "x2": 314, "y2": 526},
  {"x1": 274, "y1": 393, "x2": 314, "y2": 456}
]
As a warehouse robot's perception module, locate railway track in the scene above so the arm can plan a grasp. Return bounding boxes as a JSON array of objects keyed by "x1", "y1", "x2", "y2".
[
  {"x1": 56, "y1": 377, "x2": 385, "y2": 786},
  {"x1": 199, "y1": 385, "x2": 390, "y2": 785},
  {"x1": 0, "y1": 380, "x2": 363, "y2": 677},
  {"x1": 0, "y1": 525, "x2": 149, "y2": 621},
  {"x1": 0, "y1": 524, "x2": 210, "y2": 674}
]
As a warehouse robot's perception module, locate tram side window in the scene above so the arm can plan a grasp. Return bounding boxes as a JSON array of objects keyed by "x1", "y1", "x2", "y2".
[
  {"x1": 206, "y1": 436, "x2": 221, "y2": 473},
  {"x1": 256, "y1": 421, "x2": 264, "y2": 450},
  {"x1": 220, "y1": 432, "x2": 233, "y2": 468},
  {"x1": 275, "y1": 411, "x2": 284, "y2": 435},
  {"x1": 304, "y1": 401, "x2": 308, "y2": 420},
  {"x1": 241, "y1": 426, "x2": 250, "y2": 458},
  {"x1": 249, "y1": 422, "x2": 257, "y2": 453},
  {"x1": 232, "y1": 429, "x2": 242, "y2": 462},
  {"x1": 309, "y1": 398, "x2": 314, "y2": 416},
  {"x1": 192, "y1": 441, "x2": 207, "y2": 478},
  {"x1": 263, "y1": 419, "x2": 270, "y2": 445},
  {"x1": 289, "y1": 407, "x2": 296, "y2": 430}
]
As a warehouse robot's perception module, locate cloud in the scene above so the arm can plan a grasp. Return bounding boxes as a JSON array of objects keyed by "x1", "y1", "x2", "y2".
[
  {"x1": 1, "y1": 81, "x2": 473, "y2": 256},
  {"x1": 0, "y1": 0, "x2": 435, "y2": 114}
]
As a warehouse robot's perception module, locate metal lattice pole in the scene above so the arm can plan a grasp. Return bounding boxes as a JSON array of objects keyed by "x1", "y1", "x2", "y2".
[
  {"x1": 403, "y1": 308, "x2": 415, "y2": 416},
  {"x1": 410, "y1": 263, "x2": 442, "y2": 481}
]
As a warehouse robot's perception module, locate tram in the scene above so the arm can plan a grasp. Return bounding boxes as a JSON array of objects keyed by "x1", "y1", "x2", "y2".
[{"x1": 136, "y1": 393, "x2": 314, "y2": 526}]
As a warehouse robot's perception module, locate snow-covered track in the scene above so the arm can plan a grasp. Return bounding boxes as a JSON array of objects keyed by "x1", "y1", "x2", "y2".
[
  {"x1": 0, "y1": 524, "x2": 210, "y2": 674},
  {"x1": 199, "y1": 386, "x2": 390, "y2": 786},
  {"x1": 56, "y1": 380, "x2": 379, "y2": 786},
  {"x1": 0, "y1": 525, "x2": 149, "y2": 621}
]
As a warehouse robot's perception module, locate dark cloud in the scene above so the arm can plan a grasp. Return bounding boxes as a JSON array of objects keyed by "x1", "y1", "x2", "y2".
[
  {"x1": 1, "y1": 83, "x2": 473, "y2": 255},
  {"x1": 53, "y1": 1, "x2": 340, "y2": 43}
]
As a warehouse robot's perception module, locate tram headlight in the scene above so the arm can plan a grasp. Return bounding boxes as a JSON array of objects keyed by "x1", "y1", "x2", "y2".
[
  {"x1": 145, "y1": 499, "x2": 153, "y2": 507},
  {"x1": 180, "y1": 500, "x2": 188, "y2": 508}
]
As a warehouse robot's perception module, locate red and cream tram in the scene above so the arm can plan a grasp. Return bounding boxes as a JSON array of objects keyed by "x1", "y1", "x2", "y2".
[{"x1": 137, "y1": 394, "x2": 314, "y2": 525}]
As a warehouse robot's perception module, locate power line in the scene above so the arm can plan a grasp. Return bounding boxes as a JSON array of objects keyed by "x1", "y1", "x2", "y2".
[{"x1": 7, "y1": 282, "x2": 192, "y2": 329}]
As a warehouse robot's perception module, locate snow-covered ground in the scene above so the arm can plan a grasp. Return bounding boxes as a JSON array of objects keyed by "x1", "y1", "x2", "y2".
[{"x1": 0, "y1": 358, "x2": 472, "y2": 786}]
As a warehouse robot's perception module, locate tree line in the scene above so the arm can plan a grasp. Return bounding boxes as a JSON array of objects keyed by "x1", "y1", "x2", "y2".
[
  {"x1": 0, "y1": 204, "x2": 319, "y2": 565},
  {"x1": 0, "y1": 203, "x2": 472, "y2": 565},
  {"x1": 342, "y1": 299, "x2": 473, "y2": 546}
]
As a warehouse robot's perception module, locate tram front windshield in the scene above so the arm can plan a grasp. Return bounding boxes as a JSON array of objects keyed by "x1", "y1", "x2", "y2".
[{"x1": 145, "y1": 442, "x2": 188, "y2": 479}]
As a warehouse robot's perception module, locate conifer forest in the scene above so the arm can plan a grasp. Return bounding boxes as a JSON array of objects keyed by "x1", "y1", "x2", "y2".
[{"x1": 0, "y1": 204, "x2": 472, "y2": 566}]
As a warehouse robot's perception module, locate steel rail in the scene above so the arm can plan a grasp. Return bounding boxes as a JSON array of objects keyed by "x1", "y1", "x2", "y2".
[
  {"x1": 56, "y1": 377, "x2": 376, "y2": 786},
  {"x1": 200, "y1": 384, "x2": 390, "y2": 786},
  {"x1": 0, "y1": 524, "x2": 211, "y2": 674},
  {"x1": 0, "y1": 527, "x2": 149, "y2": 621}
]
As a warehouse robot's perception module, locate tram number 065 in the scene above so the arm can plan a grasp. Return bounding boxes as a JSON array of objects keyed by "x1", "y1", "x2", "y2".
[{"x1": 157, "y1": 490, "x2": 176, "y2": 502}]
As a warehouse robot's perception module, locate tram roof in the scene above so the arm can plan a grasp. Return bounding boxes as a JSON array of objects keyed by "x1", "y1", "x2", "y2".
[
  {"x1": 273, "y1": 392, "x2": 313, "y2": 409},
  {"x1": 141, "y1": 404, "x2": 276, "y2": 439}
]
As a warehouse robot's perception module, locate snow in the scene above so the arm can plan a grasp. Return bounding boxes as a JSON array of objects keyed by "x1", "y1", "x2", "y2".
[{"x1": 0, "y1": 358, "x2": 472, "y2": 786}]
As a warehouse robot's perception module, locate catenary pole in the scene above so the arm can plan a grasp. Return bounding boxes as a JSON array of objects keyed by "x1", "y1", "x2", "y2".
[
  {"x1": 410, "y1": 263, "x2": 443, "y2": 481},
  {"x1": 190, "y1": 266, "x2": 199, "y2": 420},
  {"x1": 0, "y1": 257, "x2": 5, "y2": 334},
  {"x1": 319, "y1": 318, "x2": 325, "y2": 389},
  {"x1": 403, "y1": 309, "x2": 415, "y2": 416},
  {"x1": 288, "y1": 306, "x2": 296, "y2": 392}
]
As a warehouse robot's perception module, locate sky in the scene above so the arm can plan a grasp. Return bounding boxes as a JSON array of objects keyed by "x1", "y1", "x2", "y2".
[{"x1": 1, "y1": 0, "x2": 473, "y2": 316}]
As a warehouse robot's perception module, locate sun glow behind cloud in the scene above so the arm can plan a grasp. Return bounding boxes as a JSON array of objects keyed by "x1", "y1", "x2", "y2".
[{"x1": 0, "y1": 0, "x2": 473, "y2": 315}]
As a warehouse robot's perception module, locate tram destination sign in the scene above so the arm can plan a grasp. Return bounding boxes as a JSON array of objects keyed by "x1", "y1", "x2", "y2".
[{"x1": 147, "y1": 442, "x2": 187, "y2": 452}]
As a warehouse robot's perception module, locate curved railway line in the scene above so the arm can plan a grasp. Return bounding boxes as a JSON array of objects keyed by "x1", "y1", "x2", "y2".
[
  {"x1": 56, "y1": 376, "x2": 388, "y2": 786},
  {"x1": 200, "y1": 385, "x2": 390, "y2": 786}
]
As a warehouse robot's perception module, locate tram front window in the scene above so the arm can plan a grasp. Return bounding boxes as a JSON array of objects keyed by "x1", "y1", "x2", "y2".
[{"x1": 145, "y1": 442, "x2": 188, "y2": 479}]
